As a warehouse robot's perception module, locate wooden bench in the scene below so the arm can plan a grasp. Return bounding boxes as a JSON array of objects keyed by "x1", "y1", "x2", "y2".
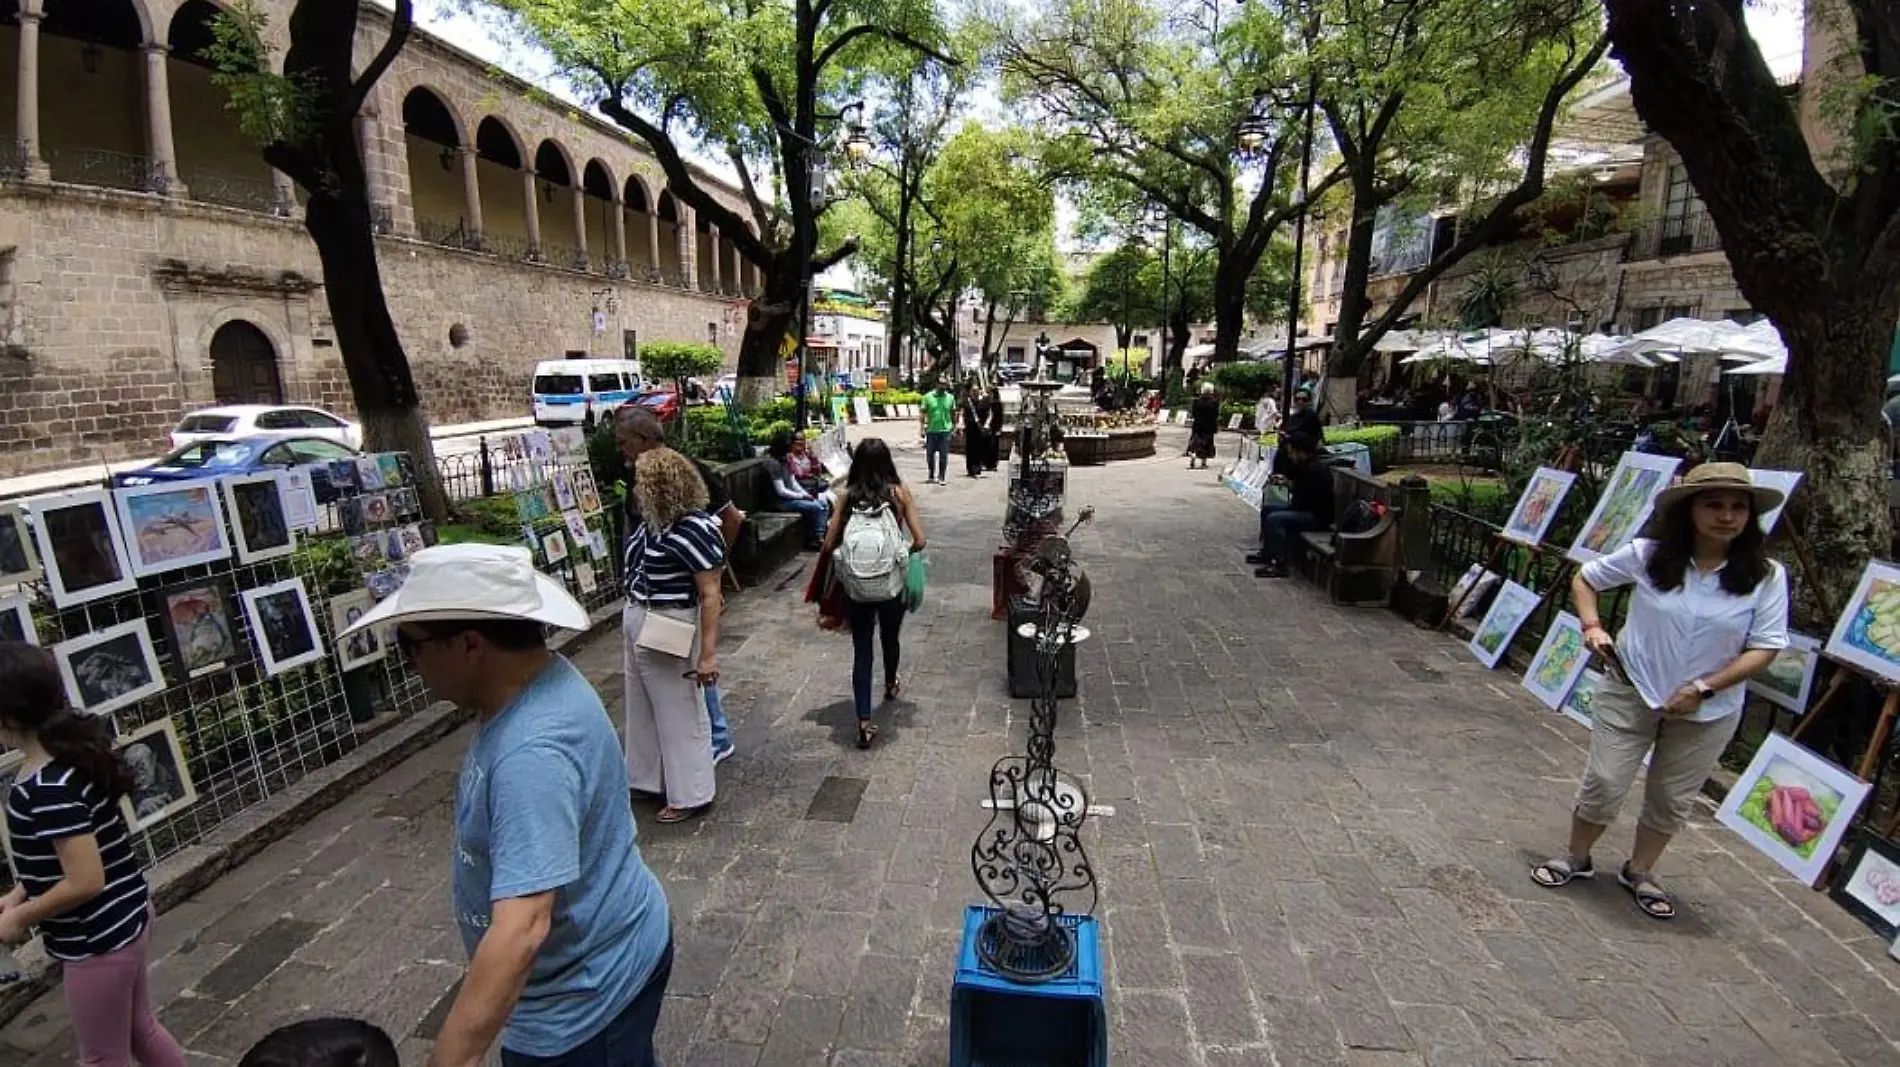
[
  {"x1": 719, "y1": 458, "x2": 807, "y2": 582},
  {"x1": 1296, "y1": 464, "x2": 1406, "y2": 606}
]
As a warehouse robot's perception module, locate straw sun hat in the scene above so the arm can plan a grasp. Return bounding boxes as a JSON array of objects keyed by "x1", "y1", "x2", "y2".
[
  {"x1": 340, "y1": 543, "x2": 589, "y2": 638},
  {"x1": 1651, "y1": 461, "x2": 1785, "y2": 517}
]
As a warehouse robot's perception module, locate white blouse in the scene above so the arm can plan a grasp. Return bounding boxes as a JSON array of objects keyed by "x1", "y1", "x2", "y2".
[{"x1": 1579, "y1": 539, "x2": 1789, "y2": 723}]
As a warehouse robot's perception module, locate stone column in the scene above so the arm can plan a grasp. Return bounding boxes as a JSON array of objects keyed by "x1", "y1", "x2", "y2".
[
  {"x1": 611, "y1": 196, "x2": 628, "y2": 268},
  {"x1": 731, "y1": 242, "x2": 744, "y2": 292},
  {"x1": 15, "y1": 0, "x2": 47, "y2": 180},
  {"x1": 144, "y1": 44, "x2": 184, "y2": 196},
  {"x1": 522, "y1": 168, "x2": 542, "y2": 257},
  {"x1": 459, "y1": 146, "x2": 484, "y2": 240},
  {"x1": 708, "y1": 225, "x2": 723, "y2": 291},
  {"x1": 678, "y1": 206, "x2": 696, "y2": 287},
  {"x1": 571, "y1": 186, "x2": 589, "y2": 267},
  {"x1": 647, "y1": 211, "x2": 661, "y2": 274}
]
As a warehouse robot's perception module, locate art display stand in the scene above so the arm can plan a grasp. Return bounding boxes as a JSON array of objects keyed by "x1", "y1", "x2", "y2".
[
  {"x1": 1788, "y1": 664, "x2": 1900, "y2": 788},
  {"x1": 1438, "y1": 536, "x2": 1573, "y2": 631}
]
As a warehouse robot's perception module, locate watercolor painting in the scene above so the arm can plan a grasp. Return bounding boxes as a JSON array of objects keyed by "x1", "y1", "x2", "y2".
[
  {"x1": 115, "y1": 482, "x2": 231, "y2": 578},
  {"x1": 1501, "y1": 467, "x2": 1577, "y2": 547},
  {"x1": 1522, "y1": 611, "x2": 1590, "y2": 710},
  {"x1": 1747, "y1": 633, "x2": 1821, "y2": 715},
  {"x1": 1567, "y1": 452, "x2": 1679, "y2": 564},
  {"x1": 1825, "y1": 561, "x2": 1900, "y2": 685},
  {"x1": 1717, "y1": 733, "x2": 1871, "y2": 886},
  {"x1": 1830, "y1": 835, "x2": 1900, "y2": 938},
  {"x1": 1469, "y1": 579, "x2": 1540, "y2": 669}
]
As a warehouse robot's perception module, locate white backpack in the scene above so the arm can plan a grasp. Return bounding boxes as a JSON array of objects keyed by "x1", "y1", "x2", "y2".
[{"x1": 837, "y1": 499, "x2": 908, "y2": 602}]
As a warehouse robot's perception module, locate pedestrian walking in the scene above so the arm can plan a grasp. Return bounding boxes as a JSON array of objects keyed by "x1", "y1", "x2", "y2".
[
  {"x1": 920, "y1": 379, "x2": 955, "y2": 484},
  {"x1": 240, "y1": 1019, "x2": 398, "y2": 1067},
  {"x1": 1531, "y1": 464, "x2": 1789, "y2": 920},
  {"x1": 616, "y1": 406, "x2": 739, "y2": 764},
  {"x1": 619, "y1": 447, "x2": 726, "y2": 823},
  {"x1": 340, "y1": 544, "x2": 675, "y2": 1066},
  {"x1": 0, "y1": 642, "x2": 187, "y2": 1067},
  {"x1": 960, "y1": 385, "x2": 986, "y2": 478},
  {"x1": 985, "y1": 386, "x2": 1006, "y2": 471},
  {"x1": 820, "y1": 438, "x2": 927, "y2": 749},
  {"x1": 1187, "y1": 383, "x2": 1220, "y2": 469}
]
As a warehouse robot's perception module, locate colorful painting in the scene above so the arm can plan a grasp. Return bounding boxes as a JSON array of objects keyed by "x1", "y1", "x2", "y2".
[
  {"x1": 564, "y1": 511, "x2": 591, "y2": 553},
  {"x1": 542, "y1": 530, "x2": 569, "y2": 565},
  {"x1": 399, "y1": 524, "x2": 426, "y2": 557},
  {"x1": 52, "y1": 619, "x2": 166, "y2": 716},
  {"x1": 28, "y1": 491, "x2": 137, "y2": 608},
  {"x1": 158, "y1": 581, "x2": 238, "y2": 680},
  {"x1": 1468, "y1": 579, "x2": 1540, "y2": 669},
  {"x1": 363, "y1": 494, "x2": 393, "y2": 526},
  {"x1": 573, "y1": 470, "x2": 604, "y2": 515},
  {"x1": 350, "y1": 535, "x2": 385, "y2": 568},
  {"x1": 551, "y1": 471, "x2": 579, "y2": 512},
  {"x1": 113, "y1": 482, "x2": 231, "y2": 578},
  {"x1": 1750, "y1": 468, "x2": 1803, "y2": 535},
  {"x1": 526, "y1": 430, "x2": 555, "y2": 464},
  {"x1": 1567, "y1": 452, "x2": 1679, "y2": 564},
  {"x1": 1522, "y1": 611, "x2": 1590, "y2": 710},
  {"x1": 516, "y1": 487, "x2": 550, "y2": 523},
  {"x1": 326, "y1": 459, "x2": 360, "y2": 494},
  {"x1": 1831, "y1": 835, "x2": 1900, "y2": 938},
  {"x1": 1501, "y1": 468, "x2": 1577, "y2": 547},
  {"x1": 1826, "y1": 561, "x2": 1900, "y2": 685},
  {"x1": 1748, "y1": 633, "x2": 1821, "y2": 715},
  {"x1": 356, "y1": 456, "x2": 385, "y2": 491},
  {"x1": 0, "y1": 503, "x2": 42, "y2": 586},
  {"x1": 1559, "y1": 669, "x2": 1605, "y2": 729},
  {"x1": 375, "y1": 452, "x2": 405, "y2": 488},
  {"x1": 1716, "y1": 733, "x2": 1871, "y2": 886},
  {"x1": 551, "y1": 427, "x2": 587, "y2": 461}
]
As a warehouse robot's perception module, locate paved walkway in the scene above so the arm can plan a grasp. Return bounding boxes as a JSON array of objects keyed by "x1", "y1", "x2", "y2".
[{"x1": 5, "y1": 427, "x2": 1900, "y2": 1066}]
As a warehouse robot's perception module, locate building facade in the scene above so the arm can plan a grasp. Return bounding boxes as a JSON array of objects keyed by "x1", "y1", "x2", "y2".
[{"x1": 0, "y1": 0, "x2": 770, "y2": 478}]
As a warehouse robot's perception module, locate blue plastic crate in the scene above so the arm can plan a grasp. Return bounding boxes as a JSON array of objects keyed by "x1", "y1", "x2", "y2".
[{"x1": 950, "y1": 905, "x2": 1108, "y2": 1067}]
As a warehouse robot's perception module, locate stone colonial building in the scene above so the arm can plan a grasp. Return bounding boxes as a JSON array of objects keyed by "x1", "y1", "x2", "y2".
[{"x1": 0, "y1": 0, "x2": 771, "y2": 477}]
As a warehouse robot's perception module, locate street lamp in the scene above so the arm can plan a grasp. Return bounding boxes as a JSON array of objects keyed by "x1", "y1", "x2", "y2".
[
  {"x1": 1237, "y1": 111, "x2": 1271, "y2": 155},
  {"x1": 1146, "y1": 203, "x2": 1172, "y2": 381}
]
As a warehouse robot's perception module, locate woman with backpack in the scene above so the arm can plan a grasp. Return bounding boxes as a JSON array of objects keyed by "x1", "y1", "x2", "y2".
[
  {"x1": 0, "y1": 642, "x2": 188, "y2": 1067},
  {"x1": 820, "y1": 438, "x2": 927, "y2": 748}
]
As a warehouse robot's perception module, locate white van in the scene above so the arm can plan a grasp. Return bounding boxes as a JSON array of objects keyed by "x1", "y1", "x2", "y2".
[{"x1": 531, "y1": 359, "x2": 645, "y2": 427}]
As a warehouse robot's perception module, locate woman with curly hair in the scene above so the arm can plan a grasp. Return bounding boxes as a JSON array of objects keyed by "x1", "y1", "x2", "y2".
[{"x1": 622, "y1": 447, "x2": 725, "y2": 824}]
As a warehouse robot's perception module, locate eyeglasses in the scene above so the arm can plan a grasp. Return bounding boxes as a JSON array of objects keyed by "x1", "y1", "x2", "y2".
[{"x1": 395, "y1": 629, "x2": 459, "y2": 660}]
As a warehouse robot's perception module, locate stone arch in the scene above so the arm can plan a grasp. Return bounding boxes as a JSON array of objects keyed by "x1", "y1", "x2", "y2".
[
  {"x1": 654, "y1": 188, "x2": 684, "y2": 279},
  {"x1": 401, "y1": 86, "x2": 467, "y2": 236},
  {"x1": 166, "y1": 0, "x2": 274, "y2": 210},
  {"x1": 37, "y1": 0, "x2": 152, "y2": 183},
  {"x1": 533, "y1": 138, "x2": 579, "y2": 256},
  {"x1": 621, "y1": 173, "x2": 655, "y2": 272},
  {"x1": 473, "y1": 115, "x2": 529, "y2": 247},
  {"x1": 208, "y1": 318, "x2": 283, "y2": 405},
  {"x1": 581, "y1": 159, "x2": 616, "y2": 264}
]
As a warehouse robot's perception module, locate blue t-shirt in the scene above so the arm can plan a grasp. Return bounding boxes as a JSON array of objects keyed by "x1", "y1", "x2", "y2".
[{"x1": 452, "y1": 656, "x2": 671, "y2": 1057}]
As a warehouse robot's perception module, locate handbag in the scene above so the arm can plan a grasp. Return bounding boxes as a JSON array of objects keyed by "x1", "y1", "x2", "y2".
[{"x1": 631, "y1": 525, "x2": 698, "y2": 658}]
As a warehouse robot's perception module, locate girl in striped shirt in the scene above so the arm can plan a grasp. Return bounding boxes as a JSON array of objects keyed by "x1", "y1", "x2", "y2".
[{"x1": 0, "y1": 642, "x2": 185, "y2": 1067}]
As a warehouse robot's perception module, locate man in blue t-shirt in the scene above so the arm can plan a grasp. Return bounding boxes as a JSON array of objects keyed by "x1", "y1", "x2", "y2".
[{"x1": 342, "y1": 544, "x2": 671, "y2": 1067}]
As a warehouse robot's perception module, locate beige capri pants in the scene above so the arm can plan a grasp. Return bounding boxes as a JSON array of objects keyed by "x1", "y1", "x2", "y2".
[
  {"x1": 1575, "y1": 678, "x2": 1740, "y2": 836},
  {"x1": 622, "y1": 601, "x2": 715, "y2": 808}
]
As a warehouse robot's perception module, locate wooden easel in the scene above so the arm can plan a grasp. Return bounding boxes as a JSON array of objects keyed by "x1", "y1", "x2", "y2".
[{"x1": 1786, "y1": 660, "x2": 1897, "y2": 783}]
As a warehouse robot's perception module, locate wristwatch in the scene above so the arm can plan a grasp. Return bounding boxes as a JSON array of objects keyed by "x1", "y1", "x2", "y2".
[{"x1": 1691, "y1": 678, "x2": 1715, "y2": 701}]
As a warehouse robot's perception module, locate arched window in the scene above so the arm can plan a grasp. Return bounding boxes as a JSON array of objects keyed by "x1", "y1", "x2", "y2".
[
  {"x1": 402, "y1": 87, "x2": 466, "y2": 245},
  {"x1": 38, "y1": 0, "x2": 150, "y2": 189},
  {"x1": 167, "y1": 1, "x2": 278, "y2": 212}
]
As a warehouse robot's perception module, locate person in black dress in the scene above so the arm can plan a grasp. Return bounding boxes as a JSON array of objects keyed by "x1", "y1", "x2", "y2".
[{"x1": 1187, "y1": 383, "x2": 1221, "y2": 469}]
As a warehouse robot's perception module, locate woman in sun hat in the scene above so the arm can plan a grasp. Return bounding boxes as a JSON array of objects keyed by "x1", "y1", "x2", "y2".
[
  {"x1": 1531, "y1": 462, "x2": 1790, "y2": 920},
  {"x1": 339, "y1": 543, "x2": 676, "y2": 1066}
]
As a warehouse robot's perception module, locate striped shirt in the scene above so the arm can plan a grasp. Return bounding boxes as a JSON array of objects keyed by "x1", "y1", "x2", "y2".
[
  {"x1": 624, "y1": 512, "x2": 725, "y2": 608},
  {"x1": 5, "y1": 762, "x2": 150, "y2": 961}
]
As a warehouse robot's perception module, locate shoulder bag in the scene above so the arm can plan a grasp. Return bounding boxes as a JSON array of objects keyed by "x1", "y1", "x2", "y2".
[{"x1": 631, "y1": 524, "x2": 699, "y2": 658}]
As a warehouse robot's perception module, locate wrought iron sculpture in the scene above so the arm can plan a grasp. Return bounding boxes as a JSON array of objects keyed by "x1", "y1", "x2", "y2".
[{"x1": 971, "y1": 438, "x2": 1099, "y2": 983}]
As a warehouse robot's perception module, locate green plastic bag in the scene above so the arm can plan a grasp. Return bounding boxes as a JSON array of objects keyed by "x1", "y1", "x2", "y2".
[{"x1": 905, "y1": 551, "x2": 927, "y2": 612}]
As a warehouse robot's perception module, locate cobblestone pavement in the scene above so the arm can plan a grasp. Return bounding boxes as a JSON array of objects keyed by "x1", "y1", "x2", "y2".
[{"x1": 6, "y1": 425, "x2": 1900, "y2": 1066}]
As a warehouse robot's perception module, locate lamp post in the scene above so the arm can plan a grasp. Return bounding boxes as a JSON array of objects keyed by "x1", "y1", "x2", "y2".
[
  {"x1": 1146, "y1": 204, "x2": 1171, "y2": 382},
  {"x1": 1280, "y1": 53, "x2": 1319, "y2": 421},
  {"x1": 789, "y1": 102, "x2": 872, "y2": 430}
]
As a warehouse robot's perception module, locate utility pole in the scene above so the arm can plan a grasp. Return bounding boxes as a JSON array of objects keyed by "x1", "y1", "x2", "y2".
[{"x1": 1281, "y1": 73, "x2": 1318, "y2": 423}]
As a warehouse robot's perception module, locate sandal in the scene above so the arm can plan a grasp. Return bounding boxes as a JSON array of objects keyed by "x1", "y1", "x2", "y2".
[
  {"x1": 1618, "y1": 863, "x2": 1676, "y2": 920},
  {"x1": 1530, "y1": 854, "x2": 1596, "y2": 888},
  {"x1": 884, "y1": 679, "x2": 902, "y2": 702},
  {"x1": 656, "y1": 802, "x2": 713, "y2": 824},
  {"x1": 857, "y1": 721, "x2": 879, "y2": 749}
]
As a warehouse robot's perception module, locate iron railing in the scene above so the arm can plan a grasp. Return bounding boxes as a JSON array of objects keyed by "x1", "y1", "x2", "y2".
[
  {"x1": 416, "y1": 217, "x2": 485, "y2": 252},
  {"x1": 1630, "y1": 213, "x2": 1722, "y2": 259},
  {"x1": 0, "y1": 138, "x2": 29, "y2": 181},
  {"x1": 47, "y1": 146, "x2": 169, "y2": 195},
  {"x1": 182, "y1": 166, "x2": 290, "y2": 215},
  {"x1": 484, "y1": 232, "x2": 540, "y2": 262}
]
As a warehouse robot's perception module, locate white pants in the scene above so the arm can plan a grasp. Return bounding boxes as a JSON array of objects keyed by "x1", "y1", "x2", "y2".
[{"x1": 622, "y1": 602, "x2": 715, "y2": 808}]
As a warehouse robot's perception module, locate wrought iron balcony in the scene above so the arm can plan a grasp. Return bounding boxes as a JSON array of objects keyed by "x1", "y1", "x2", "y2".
[
  {"x1": 181, "y1": 166, "x2": 286, "y2": 215},
  {"x1": 47, "y1": 147, "x2": 170, "y2": 195},
  {"x1": 416, "y1": 217, "x2": 485, "y2": 252},
  {"x1": 0, "y1": 139, "x2": 29, "y2": 181},
  {"x1": 1630, "y1": 213, "x2": 1722, "y2": 259}
]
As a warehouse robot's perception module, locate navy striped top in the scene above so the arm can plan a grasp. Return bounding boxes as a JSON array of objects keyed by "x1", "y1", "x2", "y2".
[
  {"x1": 5, "y1": 762, "x2": 150, "y2": 961},
  {"x1": 624, "y1": 512, "x2": 725, "y2": 608}
]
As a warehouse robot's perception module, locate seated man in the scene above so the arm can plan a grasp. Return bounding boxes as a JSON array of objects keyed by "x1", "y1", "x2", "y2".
[
  {"x1": 784, "y1": 433, "x2": 830, "y2": 494},
  {"x1": 1247, "y1": 431, "x2": 1334, "y2": 579},
  {"x1": 766, "y1": 432, "x2": 830, "y2": 545}
]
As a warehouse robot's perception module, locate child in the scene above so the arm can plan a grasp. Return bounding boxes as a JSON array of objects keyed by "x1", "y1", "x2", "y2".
[
  {"x1": 0, "y1": 642, "x2": 184, "y2": 1067},
  {"x1": 239, "y1": 1018, "x2": 399, "y2": 1067}
]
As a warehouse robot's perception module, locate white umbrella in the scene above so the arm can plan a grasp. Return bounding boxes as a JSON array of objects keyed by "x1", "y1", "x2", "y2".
[{"x1": 1726, "y1": 353, "x2": 1787, "y2": 377}]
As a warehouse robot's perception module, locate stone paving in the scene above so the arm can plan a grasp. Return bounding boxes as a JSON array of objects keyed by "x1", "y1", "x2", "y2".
[{"x1": 5, "y1": 425, "x2": 1900, "y2": 1066}]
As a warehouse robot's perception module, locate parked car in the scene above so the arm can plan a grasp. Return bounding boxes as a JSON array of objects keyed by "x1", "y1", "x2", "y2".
[
  {"x1": 633, "y1": 389, "x2": 683, "y2": 422},
  {"x1": 170, "y1": 405, "x2": 360, "y2": 450},
  {"x1": 111, "y1": 435, "x2": 361, "y2": 503}
]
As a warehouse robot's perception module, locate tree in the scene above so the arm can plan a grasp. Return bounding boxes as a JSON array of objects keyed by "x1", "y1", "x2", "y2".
[
  {"x1": 476, "y1": 0, "x2": 954, "y2": 406},
  {"x1": 1311, "y1": 0, "x2": 1608, "y2": 421},
  {"x1": 209, "y1": 0, "x2": 449, "y2": 521},
  {"x1": 991, "y1": 0, "x2": 1327, "y2": 365},
  {"x1": 1069, "y1": 243, "x2": 1162, "y2": 351},
  {"x1": 1600, "y1": 0, "x2": 1898, "y2": 622}
]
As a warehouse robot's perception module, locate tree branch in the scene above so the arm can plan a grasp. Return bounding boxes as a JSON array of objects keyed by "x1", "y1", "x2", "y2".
[
  {"x1": 815, "y1": 24, "x2": 958, "y2": 75},
  {"x1": 341, "y1": 0, "x2": 412, "y2": 127},
  {"x1": 813, "y1": 237, "x2": 861, "y2": 274},
  {"x1": 597, "y1": 94, "x2": 776, "y2": 266}
]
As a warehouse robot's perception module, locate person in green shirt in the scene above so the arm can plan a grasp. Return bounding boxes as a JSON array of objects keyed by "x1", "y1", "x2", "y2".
[{"x1": 919, "y1": 382, "x2": 955, "y2": 484}]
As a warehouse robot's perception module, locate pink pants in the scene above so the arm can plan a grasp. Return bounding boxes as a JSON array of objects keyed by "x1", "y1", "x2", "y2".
[{"x1": 62, "y1": 916, "x2": 186, "y2": 1067}]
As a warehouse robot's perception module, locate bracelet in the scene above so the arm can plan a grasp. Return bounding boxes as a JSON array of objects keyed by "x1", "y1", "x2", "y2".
[{"x1": 1581, "y1": 622, "x2": 1606, "y2": 633}]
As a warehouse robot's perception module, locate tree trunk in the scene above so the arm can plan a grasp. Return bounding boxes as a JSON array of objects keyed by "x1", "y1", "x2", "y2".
[
  {"x1": 890, "y1": 160, "x2": 912, "y2": 373},
  {"x1": 737, "y1": 260, "x2": 800, "y2": 407},
  {"x1": 1751, "y1": 305, "x2": 1894, "y2": 630},
  {"x1": 303, "y1": 193, "x2": 448, "y2": 523},
  {"x1": 1320, "y1": 173, "x2": 1382, "y2": 424},
  {"x1": 1167, "y1": 305, "x2": 1190, "y2": 374},
  {"x1": 1210, "y1": 253, "x2": 1249, "y2": 363}
]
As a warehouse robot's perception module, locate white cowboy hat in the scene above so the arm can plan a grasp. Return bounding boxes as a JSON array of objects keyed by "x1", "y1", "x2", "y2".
[
  {"x1": 340, "y1": 543, "x2": 589, "y2": 637},
  {"x1": 1651, "y1": 461, "x2": 1786, "y2": 517}
]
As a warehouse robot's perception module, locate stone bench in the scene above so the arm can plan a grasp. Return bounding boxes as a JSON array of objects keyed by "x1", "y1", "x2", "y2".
[
  {"x1": 1295, "y1": 464, "x2": 1420, "y2": 607},
  {"x1": 719, "y1": 457, "x2": 807, "y2": 581}
]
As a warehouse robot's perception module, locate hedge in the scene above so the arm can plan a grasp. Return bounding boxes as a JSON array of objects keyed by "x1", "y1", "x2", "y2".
[
  {"x1": 1257, "y1": 424, "x2": 1402, "y2": 473},
  {"x1": 1207, "y1": 361, "x2": 1283, "y2": 399}
]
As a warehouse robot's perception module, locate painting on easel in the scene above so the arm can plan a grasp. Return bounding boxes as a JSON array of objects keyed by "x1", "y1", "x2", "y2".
[{"x1": 1825, "y1": 561, "x2": 1900, "y2": 686}]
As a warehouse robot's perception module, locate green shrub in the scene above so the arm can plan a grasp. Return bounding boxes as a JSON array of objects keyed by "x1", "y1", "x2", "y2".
[
  {"x1": 872, "y1": 389, "x2": 924, "y2": 405},
  {"x1": 752, "y1": 418, "x2": 795, "y2": 445},
  {"x1": 1207, "y1": 361, "x2": 1283, "y2": 399},
  {"x1": 455, "y1": 494, "x2": 524, "y2": 539},
  {"x1": 641, "y1": 341, "x2": 724, "y2": 386}
]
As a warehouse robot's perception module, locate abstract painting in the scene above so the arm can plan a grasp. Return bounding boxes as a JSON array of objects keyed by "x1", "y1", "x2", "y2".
[
  {"x1": 158, "y1": 580, "x2": 239, "y2": 680},
  {"x1": 221, "y1": 473, "x2": 297, "y2": 564},
  {"x1": 1522, "y1": 611, "x2": 1590, "y2": 710},
  {"x1": 241, "y1": 577, "x2": 326, "y2": 676},
  {"x1": 1567, "y1": 452, "x2": 1680, "y2": 564}
]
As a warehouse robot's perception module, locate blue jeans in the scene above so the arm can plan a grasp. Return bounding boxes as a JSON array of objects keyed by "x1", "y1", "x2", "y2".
[
  {"x1": 500, "y1": 938, "x2": 673, "y2": 1067},
  {"x1": 1256, "y1": 502, "x2": 1290, "y2": 549},
  {"x1": 782, "y1": 496, "x2": 829, "y2": 541},
  {"x1": 1262, "y1": 510, "x2": 1326, "y2": 565},
  {"x1": 705, "y1": 682, "x2": 732, "y2": 755},
  {"x1": 848, "y1": 596, "x2": 906, "y2": 720},
  {"x1": 925, "y1": 431, "x2": 950, "y2": 479}
]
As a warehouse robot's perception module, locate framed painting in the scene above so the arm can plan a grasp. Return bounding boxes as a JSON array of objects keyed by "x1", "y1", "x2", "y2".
[
  {"x1": 563, "y1": 511, "x2": 591, "y2": 553},
  {"x1": 157, "y1": 579, "x2": 240, "y2": 680},
  {"x1": 52, "y1": 619, "x2": 166, "y2": 716},
  {"x1": 0, "y1": 750, "x2": 20, "y2": 869},
  {"x1": 26, "y1": 490, "x2": 138, "y2": 608},
  {"x1": 1567, "y1": 452, "x2": 1680, "y2": 564},
  {"x1": 240, "y1": 577, "x2": 327, "y2": 676},
  {"x1": 279, "y1": 467, "x2": 322, "y2": 532},
  {"x1": 1747, "y1": 632, "x2": 1821, "y2": 715},
  {"x1": 329, "y1": 588, "x2": 387, "y2": 672},
  {"x1": 220, "y1": 474, "x2": 297, "y2": 564},
  {"x1": 1501, "y1": 467, "x2": 1577, "y2": 547},
  {"x1": 115, "y1": 717, "x2": 200, "y2": 834},
  {"x1": 1558, "y1": 668, "x2": 1606, "y2": 729},
  {"x1": 572, "y1": 470, "x2": 604, "y2": 516},
  {"x1": 1716, "y1": 733, "x2": 1872, "y2": 886},
  {"x1": 1830, "y1": 834, "x2": 1900, "y2": 938},
  {"x1": 0, "y1": 592, "x2": 36, "y2": 646},
  {"x1": 551, "y1": 471, "x2": 579, "y2": 512},
  {"x1": 113, "y1": 481, "x2": 232, "y2": 578},
  {"x1": 0, "y1": 503, "x2": 41, "y2": 587},
  {"x1": 1749, "y1": 468, "x2": 1803, "y2": 535},
  {"x1": 1825, "y1": 561, "x2": 1900, "y2": 686},
  {"x1": 542, "y1": 530, "x2": 570, "y2": 565},
  {"x1": 1468, "y1": 579, "x2": 1540, "y2": 669},
  {"x1": 1522, "y1": 612, "x2": 1590, "y2": 710}
]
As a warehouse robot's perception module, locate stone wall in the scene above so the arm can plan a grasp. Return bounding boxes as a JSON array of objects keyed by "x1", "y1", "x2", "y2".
[{"x1": 0, "y1": 184, "x2": 748, "y2": 478}]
